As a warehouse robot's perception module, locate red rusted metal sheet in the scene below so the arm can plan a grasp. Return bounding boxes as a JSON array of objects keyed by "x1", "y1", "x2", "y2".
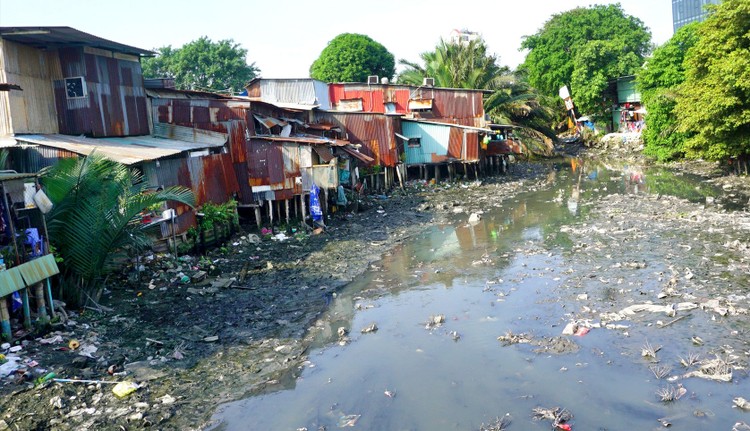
[
  {"x1": 313, "y1": 112, "x2": 399, "y2": 167},
  {"x1": 447, "y1": 127, "x2": 463, "y2": 159},
  {"x1": 464, "y1": 131, "x2": 479, "y2": 161},
  {"x1": 188, "y1": 153, "x2": 239, "y2": 205},
  {"x1": 486, "y1": 138, "x2": 523, "y2": 155},
  {"x1": 329, "y1": 84, "x2": 485, "y2": 128}
]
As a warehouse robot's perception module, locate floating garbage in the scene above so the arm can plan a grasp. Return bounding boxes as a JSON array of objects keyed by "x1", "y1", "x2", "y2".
[
  {"x1": 338, "y1": 414, "x2": 360, "y2": 427},
  {"x1": 112, "y1": 381, "x2": 140, "y2": 398},
  {"x1": 360, "y1": 323, "x2": 378, "y2": 334}
]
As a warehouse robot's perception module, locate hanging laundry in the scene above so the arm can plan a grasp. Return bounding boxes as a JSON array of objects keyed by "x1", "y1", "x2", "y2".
[
  {"x1": 309, "y1": 183, "x2": 323, "y2": 224},
  {"x1": 336, "y1": 185, "x2": 348, "y2": 206},
  {"x1": 11, "y1": 292, "x2": 22, "y2": 313}
]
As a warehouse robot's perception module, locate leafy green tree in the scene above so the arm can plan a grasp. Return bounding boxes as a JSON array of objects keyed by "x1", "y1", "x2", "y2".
[
  {"x1": 42, "y1": 154, "x2": 194, "y2": 306},
  {"x1": 399, "y1": 39, "x2": 556, "y2": 144},
  {"x1": 636, "y1": 23, "x2": 699, "y2": 161},
  {"x1": 520, "y1": 4, "x2": 651, "y2": 120},
  {"x1": 676, "y1": 0, "x2": 750, "y2": 161},
  {"x1": 142, "y1": 37, "x2": 259, "y2": 93},
  {"x1": 310, "y1": 33, "x2": 395, "y2": 83}
]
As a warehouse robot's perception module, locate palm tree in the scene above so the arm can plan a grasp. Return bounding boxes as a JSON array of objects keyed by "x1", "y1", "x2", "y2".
[
  {"x1": 398, "y1": 39, "x2": 557, "y2": 153},
  {"x1": 399, "y1": 39, "x2": 509, "y2": 89},
  {"x1": 42, "y1": 153, "x2": 195, "y2": 306}
]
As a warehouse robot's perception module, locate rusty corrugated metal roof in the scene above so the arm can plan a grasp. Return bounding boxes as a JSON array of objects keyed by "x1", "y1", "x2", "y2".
[
  {"x1": 254, "y1": 135, "x2": 349, "y2": 146},
  {"x1": 338, "y1": 146, "x2": 375, "y2": 164},
  {"x1": 152, "y1": 123, "x2": 227, "y2": 146},
  {"x1": 13, "y1": 133, "x2": 225, "y2": 165},
  {"x1": 253, "y1": 114, "x2": 288, "y2": 130},
  {"x1": 0, "y1": 27, "x2": 153, "y2": 56}
]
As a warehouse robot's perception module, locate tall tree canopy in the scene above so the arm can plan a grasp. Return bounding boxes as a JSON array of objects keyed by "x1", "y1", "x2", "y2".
[
  {"x1": 309, "y1": 33, "x2": 395, "y2": 83},
  {"x1": 399, "y1": 39, "x2": 557, "y2": 144},
  {"x1": 520, "y1": 4, "x2": 651, "y2": 119},
  {"x1": 676, "y1": 0, "x2": 750, "y2": 161},
  {"x1": 636, "y1": 23, "x2": 699, "y2": 161},
  {"x1": 399, "y1": 39, "x2": 508, "y2": 89},
  {"x1": 142, "y1": 37, "x2": 259, "y2": 94}
]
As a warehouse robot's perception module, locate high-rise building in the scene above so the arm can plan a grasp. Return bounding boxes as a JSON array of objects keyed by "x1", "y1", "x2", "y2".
[{"x1": 672, "y1": 0, "x2": 721, "y2": 32}]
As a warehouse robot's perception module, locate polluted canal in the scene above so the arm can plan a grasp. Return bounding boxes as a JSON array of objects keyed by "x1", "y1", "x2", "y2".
[{"x1": 211, "y1": 160, "x2": 750, "y2": 431}]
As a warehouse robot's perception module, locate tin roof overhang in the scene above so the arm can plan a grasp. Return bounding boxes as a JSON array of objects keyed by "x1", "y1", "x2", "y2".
[
  {"x1": 253, "y1": 135, "x2": 349, "y2": 146},
  {"x1": 402, "y1": 119, "x2": 492, "y2": 133},
  {"x1": 12, "y1": 131, "x2": 227, "y2": 165},
  {"x1": 0, "y1": 26, "x2": 153, "y2": 56}
]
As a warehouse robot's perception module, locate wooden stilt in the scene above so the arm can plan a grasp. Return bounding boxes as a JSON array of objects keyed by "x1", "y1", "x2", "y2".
[
  {"x1": 268, "y1": 200, "x2": 273, "y2": 226},
  {"x1": 254, "y1": 205, "x2": 262, "y2": 230},
  {"x1": 396, "y1": 163, "x2": 405, "y2": 190},
  {"x1": 301, "y1": 193, "x2": 308, "y2": 227},
  {"x1": 22, "y1": 288, "x2": 31, "y2": 328},
  {"x1": 322, "y1": 188, "x2": 329, "y2": 217},
  {"x1": 435, "y1": 164, "x2": 440, "y2": 183},
  {"x1": 0, "y1": 299, "x2": 10, "y2": 341},
  {"x1": 285, "y1": 199, "x2": 290, "y2": 225},
  {"x1": 34, "y1": 282, "x2": 47, "y2": 319}
]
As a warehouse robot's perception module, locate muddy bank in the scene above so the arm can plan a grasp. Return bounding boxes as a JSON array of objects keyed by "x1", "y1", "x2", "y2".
[{"x1": 0, "y1": 164, "x2": 551, "y2": 431}]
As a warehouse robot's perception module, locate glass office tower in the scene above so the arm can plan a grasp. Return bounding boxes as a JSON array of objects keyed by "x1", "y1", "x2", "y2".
[{"x1": 672, "y1": 0, "x2": 721, "y2": 32}]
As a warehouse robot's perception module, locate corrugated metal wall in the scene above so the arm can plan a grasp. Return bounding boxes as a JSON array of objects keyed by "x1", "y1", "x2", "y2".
[
  {"x1": 54, "y1": 47, "x2": 149, "y2": 137},
  {"x1": 0, "y1": 39, "x2": 62, "y2": 135},
  {"x1": 403, "y1": 121, "x2": 450, "y2": 165},
  {"x1": 328, "y1": 84, "x2": 485, "y2": 127},
  {"x1": 314, "y1": 112, "x2": 399, "y2": 167},
  {"x1": 402, "y1": 121, "x2": 479, "y2": 164}
]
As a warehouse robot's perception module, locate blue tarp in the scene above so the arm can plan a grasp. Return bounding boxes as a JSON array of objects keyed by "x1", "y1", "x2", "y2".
[{"x1": 310, "y1": 183, "x2": 323, "y2": 223}]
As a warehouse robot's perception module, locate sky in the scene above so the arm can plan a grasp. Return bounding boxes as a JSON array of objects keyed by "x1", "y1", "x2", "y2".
[{"x1": 0, "y1": 0, "x2": 674, "y2": 79}]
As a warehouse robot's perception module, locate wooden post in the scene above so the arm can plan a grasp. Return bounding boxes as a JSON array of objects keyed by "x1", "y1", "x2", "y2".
[
  {"x1": 395, "y1": 163, "x2": 405, "y2": 190},
  {"x1": 254, "y1": 205, "x2": 262, "y2": 230},
  {"x1": 435, "y1": 164, "x2": 440, "y2": 183},
  {"x1": 301, "y1": 193, "x2": 308, "y2": 227},
  {"x1": 285, "y1": 199, "x2": 290, "y2": 225},
  {"x1": 0, "y1": 298, "x2": 10, "y2": 340},
  {"x1": 422, "y1": 165, "x2": 427, "y2": 181},
  {"x1": 34, "y1": 282, "x2": 47, "y2": 319},
  {"x1": 268, "y1": 200, "x2": 273, "y2": 226},
  {"x1": 22, "y1": 288, "x2": 31, "y2": 328},
  {"x1": 322, "y1": 188, "x2": 329, "y2": 217}
]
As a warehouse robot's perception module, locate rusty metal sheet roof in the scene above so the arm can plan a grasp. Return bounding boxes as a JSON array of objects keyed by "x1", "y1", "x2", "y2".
[
  {"x1": 0, "y1": 27, "x2": 153, "y2": 56},
  {"x1": 0, "y1": 267, "x2": 26, "y2": 297},
  {"x1": 0, "y1": 136, "x2": 17, "y2": 148},
  {"x1": 312, "y1": 146, "x2": 334, "y2": 162},
  {"x1": 16, "y1": 254, "x2": 60, "y2": 286},
  {"x1": 145, "y1": 88, "x2": 231, "y2": 100},
  {"x1": 152, "y1": 123, "x2": 227, "y2": 147},
  {"x1": 404, "y1": 119, "x2": 492, "y2": 133},
  {"x1": 254, "y1": 135, "x2": 349, "y2": 146},
  {"x1": 0, "y1": 172, "x2": 38, "y2": 182},
  {"x1": 339, "y1": 146, "x2": 375, "y2": 164},
  {"x1": 253, "y1": 114, "x2": 288, "y2": 129},
  {"x1": 13, "y1": 133, "x2": 225, "y2": 165}
]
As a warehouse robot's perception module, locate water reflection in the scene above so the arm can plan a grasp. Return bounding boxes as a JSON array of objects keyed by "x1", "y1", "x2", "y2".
[{"x1": 210, "y1": 160, "x2": 746, "y2": 431}]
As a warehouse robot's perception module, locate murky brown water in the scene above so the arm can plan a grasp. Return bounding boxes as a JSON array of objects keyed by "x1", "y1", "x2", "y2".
[{"x1": 211, "y1": 160, "x2": 750, "y2": 430}]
